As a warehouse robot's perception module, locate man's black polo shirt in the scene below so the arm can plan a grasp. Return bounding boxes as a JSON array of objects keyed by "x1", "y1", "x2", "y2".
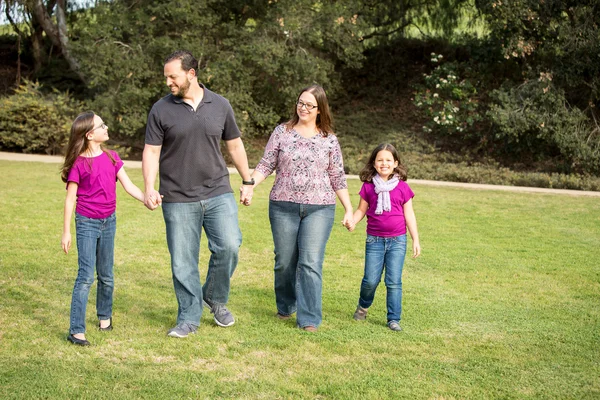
[{"x1": 145, "y1": 85, "x2": 241, "y2": 202}]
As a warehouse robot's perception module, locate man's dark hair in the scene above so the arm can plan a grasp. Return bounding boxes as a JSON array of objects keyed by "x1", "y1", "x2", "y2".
[{"x1": 164, "y1": 50, "x2": 198, "y2": 72}]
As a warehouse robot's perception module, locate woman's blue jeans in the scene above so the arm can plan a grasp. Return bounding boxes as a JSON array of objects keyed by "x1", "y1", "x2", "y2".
[
  {"x1": 269, "y1": 200, "x2": 335, "y2": 328},
  {"x1": 358, "y1": 234, "x2": 407, "y2": 323},
  {"x1": 70, "y1": 212, "x2": 116, "y2": 335},
  {"x1": 162, "y1": 193, "x2": 242, "y2": 327}
]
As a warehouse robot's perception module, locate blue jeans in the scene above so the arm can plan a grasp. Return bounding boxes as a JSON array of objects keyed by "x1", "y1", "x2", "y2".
[
  {"x1": 162, "y1": 193, "x2": 242, "y2": 326},
  {"x1": 70, "y1": 212, "x2": 116, "y2": 334},
  {"x1": 269, "y1": 200, "x2": 335, "y2": 328},
  {"x1": 358, "y1": 234, "x2": 407, "y2": 323}
]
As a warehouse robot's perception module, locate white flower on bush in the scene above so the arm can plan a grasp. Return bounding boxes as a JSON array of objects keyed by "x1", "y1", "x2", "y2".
[
  {"x1": 433, "y1": 93, "x2": 439, "y2": 98},
  {"x1": 434, "y1": 116, "x2": 440, "y2": 124},
  {"x1": 453, "y1": 107, "x2": 459, "y2": 112}
]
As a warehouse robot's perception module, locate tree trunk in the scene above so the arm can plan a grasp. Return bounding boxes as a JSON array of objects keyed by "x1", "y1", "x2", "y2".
[
  {"x1": 29, "y1": 0, "x2": 86, "y2": 83},
  {"x1": 31, "y1": 24, "x2": 44, "y2": 74}
]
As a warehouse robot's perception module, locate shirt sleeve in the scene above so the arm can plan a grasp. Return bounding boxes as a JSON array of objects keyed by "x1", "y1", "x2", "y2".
[
  {"x1": 145, "y1": 104, "x2": 165, "y2": 145},
  {"x1": 327, "y1": 135, "x2": 348, "y2": 191},
  {"x1": 254, "y1": 125, "x2": 282, "y2": 178},
  {"x1": 222, "y1": 101, "x2": 242, "y2": 141},
  {"x1": 399, "y1": 181, "x2": 415, "y2": 204},
  {"x1": 66, "y1": 159, "x2": 81, "y2": 187},
  {"x1": 111, "y1": 151, "x2": 125, "y2": 179}
]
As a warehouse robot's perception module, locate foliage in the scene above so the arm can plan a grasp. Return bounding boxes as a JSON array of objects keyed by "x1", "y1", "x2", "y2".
[
  {"x1": 68, "y1": 0, "x2": 366, "y2": 139},
  {"x1": 474, "y1": 0, "x2": 600, "y2": 173},
  {"x1": 0, "y1": 79, "x2": 83, "y2": 154},
  {"x1": 413, "y1": 52, "x2": 482, "y2": 137},
  {"x1": 487, "y1": 77, "x2": 600, "y2": 174}
]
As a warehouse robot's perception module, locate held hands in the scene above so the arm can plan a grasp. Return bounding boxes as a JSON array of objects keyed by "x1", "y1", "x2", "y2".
[
  {"x1": 144, "y1": 189, "x2": 163, "y2": 211},
  {"x1": 240, "y1": 185, "x2": 254, "y2": 206},
  {"x1": 341, "y1": 211, "x2": 355, "y2": 232}
]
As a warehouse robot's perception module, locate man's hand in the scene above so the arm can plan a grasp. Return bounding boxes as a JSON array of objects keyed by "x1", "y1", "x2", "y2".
[{"x1": 144, "y1": 189, "x2": 162, "y2": 210}]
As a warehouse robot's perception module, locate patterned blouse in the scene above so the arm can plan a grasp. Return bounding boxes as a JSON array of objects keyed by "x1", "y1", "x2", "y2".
[{"x1": 254, "y1": 124, "x2": 348, "y2": 205}]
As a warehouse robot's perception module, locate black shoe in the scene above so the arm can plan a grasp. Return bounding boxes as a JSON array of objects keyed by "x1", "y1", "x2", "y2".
[
  {"x1": 99, "y1": 318, "x2": 113, "y2": 331},
  {"x1": 67, "y1": 334, "x2": 90, "y2": 346}
]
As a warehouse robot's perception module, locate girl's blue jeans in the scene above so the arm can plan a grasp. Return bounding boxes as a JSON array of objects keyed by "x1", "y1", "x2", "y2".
[
  {"x1": 269, "y1": 200, "x2": 335, "y2": 329},
  {"x1": 358, "y1": 234, "x2": 407, "y2": 323},
  {"x1": 70, "y1": 212, "x2": 116, "y2": 335}
]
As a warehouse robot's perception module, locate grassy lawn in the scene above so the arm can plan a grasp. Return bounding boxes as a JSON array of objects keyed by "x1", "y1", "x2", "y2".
[{"x1": 0, "y1": 160, "x2": 599, "y2": 399}]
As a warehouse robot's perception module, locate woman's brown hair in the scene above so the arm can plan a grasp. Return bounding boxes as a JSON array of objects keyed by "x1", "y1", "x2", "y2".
[{"x1": 285, "y1": 85, "x2": 334, "y2": 136}]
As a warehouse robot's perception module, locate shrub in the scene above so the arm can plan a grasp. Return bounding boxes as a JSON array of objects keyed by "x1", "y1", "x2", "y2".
[
  {"x1": 413, "y1": 53, "x2": 482, "y2": 137},
  {"x1": 0, "y1": 80, "x2": 83, "y2": 154},
  {"x1": 487, "y1": 76, "x2": 600, "y2": 174}
]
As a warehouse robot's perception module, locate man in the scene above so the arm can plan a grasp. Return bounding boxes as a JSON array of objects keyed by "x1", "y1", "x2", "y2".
[{"x1": 143, "y1": 50, "x2": 255, "y2": 338}]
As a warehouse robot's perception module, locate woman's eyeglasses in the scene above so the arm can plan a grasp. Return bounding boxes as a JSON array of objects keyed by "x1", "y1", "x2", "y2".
[{"x1": 296, "y1": 101, "x2": 318, "y2": 111}]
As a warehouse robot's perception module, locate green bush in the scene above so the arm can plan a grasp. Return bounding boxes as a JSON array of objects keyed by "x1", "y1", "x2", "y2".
[
  {"x1": 487, "y1": 77, "x2": 600, "y2": 174},
  {"x1": 0, "y1": 80, "x2": 83, "y2": 154}
]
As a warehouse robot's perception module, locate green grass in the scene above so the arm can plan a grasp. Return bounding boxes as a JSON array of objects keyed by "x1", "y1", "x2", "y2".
[{"x1": 1, "y1": 160, "x2": 599, "y2": 399}]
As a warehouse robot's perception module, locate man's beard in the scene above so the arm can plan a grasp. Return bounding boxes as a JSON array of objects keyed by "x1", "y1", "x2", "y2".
[{"x1": 174, "y1": 78, "x2": 191, "y2": 98}]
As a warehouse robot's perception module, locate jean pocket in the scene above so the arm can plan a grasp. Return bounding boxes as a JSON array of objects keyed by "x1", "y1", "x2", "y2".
[{"x1": 366, "y1": 235, "x2": 376, "y2": 244}]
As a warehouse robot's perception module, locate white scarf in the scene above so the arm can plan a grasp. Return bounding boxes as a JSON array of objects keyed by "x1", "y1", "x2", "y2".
[{"x1": 373, "y1": 174, "x2": 399, "y2": 215}]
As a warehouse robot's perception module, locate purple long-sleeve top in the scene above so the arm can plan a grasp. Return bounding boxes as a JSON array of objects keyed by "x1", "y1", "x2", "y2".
[{"x1": 254, "y1": 124, "x2": 348, "y2": 205}]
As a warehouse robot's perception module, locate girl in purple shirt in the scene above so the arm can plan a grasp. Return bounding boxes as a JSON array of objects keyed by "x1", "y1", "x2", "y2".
[
  {"x1": 347, "y1": 143, "x2": 421, "y2": 332},
  {"x1": 61, "y1": 112, "x2": 145, "y2": 346}
]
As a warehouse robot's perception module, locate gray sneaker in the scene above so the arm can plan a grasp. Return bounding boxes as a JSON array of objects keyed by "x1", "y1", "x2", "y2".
[
  {"x1": 353, "y1": 306, "x2": 368, "y2": 321},
  {"x1": 203, "y1": 299, "x2": 235, "y2": 327},
  {"x1": 167, "y1": 322, "x2": 197, "y2": 338},
  {"x1": 387, "y1": 321, "x2": 402, "y2": 332}
]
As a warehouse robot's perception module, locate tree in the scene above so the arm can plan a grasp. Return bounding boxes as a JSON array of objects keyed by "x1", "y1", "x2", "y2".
[
  {"x1": 67, "y1": 0, "x2": 368, "y2": 140},
  {"x1": 1, "y1": 0, "x2": 85, "y2": 82},
  {"x1": 475, "y1": 0, "x2": 600, "y2": 173}
]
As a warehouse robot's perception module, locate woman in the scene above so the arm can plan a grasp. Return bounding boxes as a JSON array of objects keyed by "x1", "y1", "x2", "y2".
[{"x1": 243, "y1": 85, "x2": 353, "y2": 332}]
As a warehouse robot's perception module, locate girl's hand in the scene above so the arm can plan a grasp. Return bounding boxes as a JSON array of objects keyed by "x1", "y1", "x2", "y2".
[
  {"x1": 62, "y1": 232, "x2": 72, "y2": 254},
  {"x1": 144, "y1": 189, "x2": 162, "y2": 210},
  {"x1": 412, "y1": 242, "x2": 421, "y2": 258},
  {"x1": 342, "y1": 211, "x2": 355, "y2": 231}
]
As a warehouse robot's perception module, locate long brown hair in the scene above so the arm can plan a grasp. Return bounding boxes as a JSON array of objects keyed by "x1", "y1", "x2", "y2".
[
  {"x1": 60, "y1": 111, "x2": 115, "y2": 183},
  {"x1": 285, "y1": 85, "x2": 334, "y2": 136},
  {"x1": 359, "y1": 143, "x2": 408, "y2": 182}
]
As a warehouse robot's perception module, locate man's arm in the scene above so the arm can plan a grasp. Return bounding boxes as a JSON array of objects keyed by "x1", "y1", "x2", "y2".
[
  {"x1": 142, "y1": 144, "x2": 162, "y2": 210},
  {"x1": 225, "y1": 137, "x2": 252, "y2": 181}
]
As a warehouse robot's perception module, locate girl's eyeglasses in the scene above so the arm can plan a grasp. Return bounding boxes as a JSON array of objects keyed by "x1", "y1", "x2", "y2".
[{"x1": 90, "y1": 123, "x2": 108, "y2": 132}]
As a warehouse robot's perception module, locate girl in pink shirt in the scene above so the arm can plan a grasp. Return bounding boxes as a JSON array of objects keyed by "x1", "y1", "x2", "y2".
[
  {"x1": 61, "y1": 112, "x2": 145, "y2": 346},
  {"x1": 347, "y1": 143, "x2": 421, "y2": 332}
]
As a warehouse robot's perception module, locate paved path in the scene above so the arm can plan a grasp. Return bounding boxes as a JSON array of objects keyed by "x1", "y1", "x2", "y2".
[{"x1": 2, "y1": 151, "x2": 599, "y2": 197}]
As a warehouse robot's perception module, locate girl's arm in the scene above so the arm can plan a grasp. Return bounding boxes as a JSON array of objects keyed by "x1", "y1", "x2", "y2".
[
  {"x1": 117, "y1": 168, "x2": 145, "y2": 203},
  {"x1": 335, "y1": 188, "x2": 354, "y2": 230},
  {"x1": 348, "y1": 197, "x2": 368, "y2": 232},
  {"x1": 403, "y1": 198, "x2": 421, "y2": 258},
  {"x1": 62, "y1": 182, "x2": 78, "y2": 254}
]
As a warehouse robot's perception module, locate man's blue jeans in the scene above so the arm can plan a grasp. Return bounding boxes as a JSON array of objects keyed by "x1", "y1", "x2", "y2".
[
  {"x1": 269, "y1": 200, "x2": 335, "y2": 328},
  {"x1": 162, "y1": 193, "x2": 242, "y2": 327},
  {"x1": 70, "y1": 212, "x2": 116, "y2": 335},
  {"x1": 358, "y1": 234, "x2": 407, "y2": 323}
]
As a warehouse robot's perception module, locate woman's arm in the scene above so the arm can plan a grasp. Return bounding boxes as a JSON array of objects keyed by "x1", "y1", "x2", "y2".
[
  {"x1": 403, "y1": 198, "x2": 421, "y2": 258},
  {"x1": 62, "y1": 182, "x2": 78, "y2": 254},
  {"x1": 335, "y1": 188, "x2": 354, "y2": 230}
]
